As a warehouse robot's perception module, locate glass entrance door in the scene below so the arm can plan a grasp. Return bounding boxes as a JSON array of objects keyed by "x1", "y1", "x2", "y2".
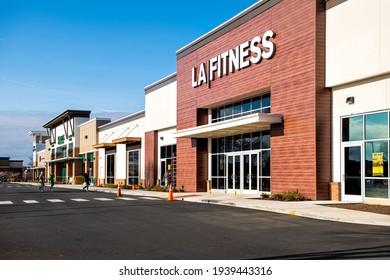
[
  {"x1": 342, "y1": 144, "x2": 363, "y2": 202},
  {"x1": 227, "y1": 155, "x2": 240, "y2": 193},
  {"x1": 227, "y1": 152, "x2": 258, "y2": 194},
  {"x1": 243, "y1": 153, "x2": 258, "y2": 192}
]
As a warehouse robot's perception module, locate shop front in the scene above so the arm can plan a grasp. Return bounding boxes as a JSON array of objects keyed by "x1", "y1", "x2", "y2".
[
  {"x1": 327, "y1": 0, "x2": 390, "y2": 204},
  {"x1": 175, "y1": 0, "x2": 330, "y2": 199}
]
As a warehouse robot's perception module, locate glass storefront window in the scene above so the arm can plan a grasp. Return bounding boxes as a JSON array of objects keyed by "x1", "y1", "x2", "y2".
[
  {"x1": 261, "y1": 150, "x2": 271, "y2": 176},
  {"x1": 342, "y1": 116, "x2": 363, "y2": 142},
  {"x1": 210, "y1": 131, "x2": 271, "y2": 193},
  {"x1": 251, "y1": 132, "x2": 260, "y2": 150},
  {"x1": 211, "y1": 93, "x2": 271, "y2": 123},
  {"x1": 365, "y1": 141, "x2": 388, "y2": 177},
  {"x1": 261, "y1": 131, "x2": 270, "y2": 149},
  {"x1": 342, "y1": 112, "x2": 390, "y2": 199},
  {"x1": 365, "y1": 112, "x2": 388, "y2": 140},
  {"x1": 365, "y1": 179, "x2": 389, "y2": 198}
]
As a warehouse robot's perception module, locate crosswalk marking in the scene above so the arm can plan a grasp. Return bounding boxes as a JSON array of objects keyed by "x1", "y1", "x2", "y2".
[
  {"x1": 93, "y1": 198, "x2": 114, "y2": 201},
  {"x1": 0, "y1": 196, "x2": 162, "y2": 205},
  {"x1": 0, "y1": 201, "x2": 13, "y2": 205},
  {"x1": 116, "y1": 197, "x2": 136, "y2": 201},
  {"x1": 47, "y1": 199, "x2": 65, "y2": 203},
  {"x1": 23, "y1": 200, "x2": 39, "y2": 204},
  {"x1": 140, "y1": 197, "x2": 161, "y2": 200}
]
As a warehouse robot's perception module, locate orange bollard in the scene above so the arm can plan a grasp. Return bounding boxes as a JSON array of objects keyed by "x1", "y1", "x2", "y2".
[{"x1": 116, "y1": 185, "x2": 122, "y2": 197}]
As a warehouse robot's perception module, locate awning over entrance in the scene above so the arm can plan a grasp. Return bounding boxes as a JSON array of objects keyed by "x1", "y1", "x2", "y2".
[
  {"x1": 44, "y1": 157, "x2": 83, "y2": 163},
  {"x1": 92, "y1": 143, "x2": 116, "y2": 149},
  {"x1": 174, "y1": 113, "x2": 283, "y2": 138},
  {"x1": 111, "y1": 137, "x2": 141, "y2": 144}
]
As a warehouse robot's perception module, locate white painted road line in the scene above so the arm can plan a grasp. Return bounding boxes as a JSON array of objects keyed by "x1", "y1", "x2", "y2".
[
  {"x1": 47, "y1": 199, "x2": 65, "y2": 203},
  {"x1": 71, "y1": 198, "x2": 90, "y2": 202},
  {"x1": 93, "y1": 198, "x2": 114, "y2": 201},
  {"x1": 116, "y1": 197, "x2": 136, "y2": 201},
  {"x1": 23, "y1": 200, "x2": 39, "y2": 204},
  {"x1": 0, "y1": 201, "x2": 13, "y2": 205},
  {"x1": 140, "y1": 197, "x2": 161, "y2": 200}
]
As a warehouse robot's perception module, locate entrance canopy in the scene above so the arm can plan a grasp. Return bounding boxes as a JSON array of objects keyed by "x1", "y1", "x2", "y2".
[
  {"x1": 45, "y1": 157, "x2": 83, "y2": 163},
  {"x1": 174, "y1": 113, "x2": 283, "y2": 138}
]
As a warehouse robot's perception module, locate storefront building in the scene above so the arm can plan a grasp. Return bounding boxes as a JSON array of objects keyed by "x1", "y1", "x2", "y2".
[
  {"x1": 94, "y1": 111, "x2": 145, "y2": 186},
  {"x1": 79, "y1": 118, "x2": 111, "y2": 185},
  {"x1": 27, "y1": 130, "x2": 49, "y2": 179},
  {"x1": 327, "y1": 0, "x2": 390, "y2": 205},
  {"x1": 174, "y1": 0, "x2": 330, "y2": 199},
  {"x1": 144, "y1": 73, "x2": 177, "y2": 188},
  {"x1": 43, "y1": 110, "x2": 91, "y2": 183}
]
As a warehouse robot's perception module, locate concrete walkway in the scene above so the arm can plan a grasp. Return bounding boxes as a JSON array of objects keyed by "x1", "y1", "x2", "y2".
[{"x1": 51, "y1": 183, "x2": 390, "y2": 227}]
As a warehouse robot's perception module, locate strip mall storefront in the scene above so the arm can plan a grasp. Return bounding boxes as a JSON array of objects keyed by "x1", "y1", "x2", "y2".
[
  {"x1": 174, "y1": 0, "x2": 330, "y2": 200},
  {"x1": 327, "y1": 0, "x2": 390, "y2": 205}
]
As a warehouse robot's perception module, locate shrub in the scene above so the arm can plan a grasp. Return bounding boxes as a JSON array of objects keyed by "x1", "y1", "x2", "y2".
[{"x1": 270, "y1": 190, "x2": 308, "y2": 201}]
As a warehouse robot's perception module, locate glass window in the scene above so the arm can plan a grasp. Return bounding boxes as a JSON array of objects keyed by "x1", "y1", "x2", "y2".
[
  {"x1": 161, "y1": 146, "x2": 166, "y2": 159},
  {"x1": 106, "y1": 154, "x2": 115, "y2": 184},
  {"x1": 225, "y1": 136, "x2": 233, "y2": 153},
  {"x1": 342, "y1": 116, "x2": 363, "y2": 142},
  {"x1": 261, "y1": 150, "x2": 271, "y2": 176},
  {"x1": 233, "y1": 135, "x2": 241, "y2": 152},
  {"x1": 218, "y1": 155, "x2": 225, "y2": 176},
  {"x1": 167, "y1": 145, "x2": 172, "y2": 158},
  {"x1": 242, "y1": 99, "x2": 251, "y2": 115},
  {"x1": 365, "y1": 112, "x2": 388, "y2": 140},
  {"x1": 212, "y1": 138, "x2": 218, "y2": 153},
  {"x1": 365, "y1": 141, "x2": 388, "y2": 177},
  {"x1": 212, "y1": 155, "x2": 218, "y2": 176},
  {"x1": 210, "y1": 93, "x2": 270, "y2": 123},
  {"x1": 242, "y1": 133, "x2": 251, "y2": 151},
  {"x1": 233, "y1": 102, "x2": 241, "y2": 117},
  {"x1": 212, "y1": 108, "x2": 218, "y2": 123},
  {"x1": 218, "y1": 137, "x2": 225, "y2": 153},
  {"x1": 252, "y1": 97, "x2": 261, "y2": 113},
  {"x1": 261, "y1": 94, "x2": 270, "y2": 108},
  {"x1": 225, "y1": 104, "x2": 232, "y2": 120},
  {"x1": 251, "y1": 132, "x2": 260, "y2": 150},
  {"x1": 365, "y1": 179, "x2": 389, "y2": 198},
  {"x1": 128, "y1": 150, "x2": 139, "y2": 185},
  {"x1": 218, "y1": 107, "x2": 225, "y2": 121},
  {"x1": 261, "y1": 131, "x2": 270, "y2": 149}
]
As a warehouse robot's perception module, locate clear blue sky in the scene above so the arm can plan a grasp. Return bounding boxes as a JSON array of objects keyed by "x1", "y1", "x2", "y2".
[{"x1": 0, "y1": 0, "x2": 258, "y2": 164}]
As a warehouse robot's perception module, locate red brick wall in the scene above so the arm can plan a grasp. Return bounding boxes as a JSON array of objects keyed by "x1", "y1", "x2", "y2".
[
  {"x1": 176, "y1": 0, "x2": 331, "y2": 199},
  {"x1": 144, "y1": 130, "x2": 158, "y2": 188}
]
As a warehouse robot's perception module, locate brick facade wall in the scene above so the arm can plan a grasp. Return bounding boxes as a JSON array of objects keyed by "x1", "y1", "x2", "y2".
[
  {"x1": 176, "y1": 0, "x2": 331, "y2": 199},
  {"x1": 144, "y1": 130, "x2": 158, "y2": 188}
]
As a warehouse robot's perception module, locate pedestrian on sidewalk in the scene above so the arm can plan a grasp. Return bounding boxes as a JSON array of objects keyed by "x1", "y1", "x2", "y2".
[
  {"x1": 49, "y1": 173, "x2": 55, "y2": 191},
  {"x1": 83, "y1": 172, "x2": 90, "y2": 191},
  {"x1": 38, "y1": 171, "x2": 45, "y2": 191}
]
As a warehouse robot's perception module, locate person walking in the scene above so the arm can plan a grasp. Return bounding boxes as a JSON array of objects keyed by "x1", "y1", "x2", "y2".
[
  {"x1": 83, "y1": 172, "x2": 90, "y2": 191},
  {"x1": 49, "y1": 173, "x2": 55, "y2": 191},
  {"x1": 38, "y1": 171, "x2": 45, "y2": 191}
]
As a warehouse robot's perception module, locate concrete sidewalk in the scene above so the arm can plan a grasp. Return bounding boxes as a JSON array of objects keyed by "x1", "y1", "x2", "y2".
[{"x1": 52, "y1": 183, "x2": 390, "y2": 227}]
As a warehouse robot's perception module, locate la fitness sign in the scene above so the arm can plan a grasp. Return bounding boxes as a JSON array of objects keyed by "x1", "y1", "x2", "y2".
[{"x1": 191, "y1": 30, "x2": 276, "y2": 88}]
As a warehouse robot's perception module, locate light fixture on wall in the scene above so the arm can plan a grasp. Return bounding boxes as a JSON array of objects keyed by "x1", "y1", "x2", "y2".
[
  {"x1": 346, "y1": 96, "x2": 355, "y2": 105},
  {"x1": 160, "y1": 136, "x2": 164, "y2": 141}
]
